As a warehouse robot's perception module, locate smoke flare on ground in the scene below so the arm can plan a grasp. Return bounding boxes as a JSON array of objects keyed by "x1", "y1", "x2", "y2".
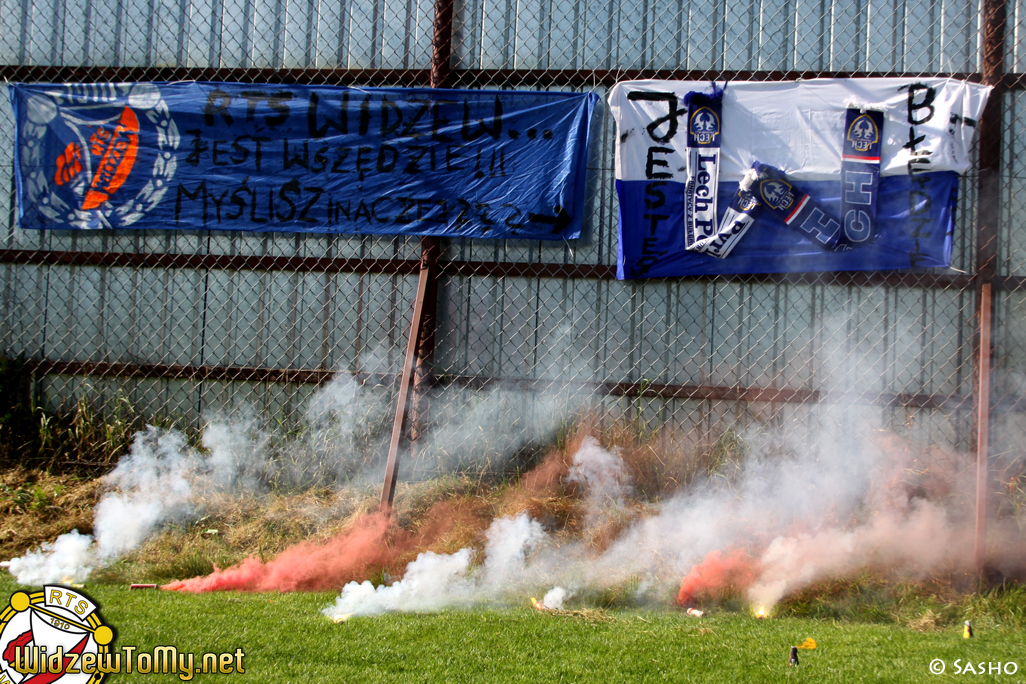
[
  {"x1": 6, "y1": 374, "x2": 582, "y2": 585},
  {"x1": 322, "y1": 514, "x2": 545, "y2": 618},
  {"x1": 541, "y1": 586, "x2": 571, "y2": 609},
  {"x1": 163, "y1": 513, "x2": 395, "y2": 593},
  {"x1": 676, "y1": 549, "x2": 757, "y2": 606}
]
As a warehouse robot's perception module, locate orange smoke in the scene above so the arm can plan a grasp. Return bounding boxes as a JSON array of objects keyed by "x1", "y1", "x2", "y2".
[
  {"x1": 163, "y1": 513, "x2": 397, "y2": 593},
  {"x1": 677, "y1": 549, "x2": 757, "y2": 606}
]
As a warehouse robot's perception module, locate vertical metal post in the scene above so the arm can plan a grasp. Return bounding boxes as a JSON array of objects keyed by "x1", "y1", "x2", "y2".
[
  {"x1": 379, "y1": 0, "x2": 452, "y2": 512},
  {"x1": 975, "y1": 283, "x2": 992, "y2": 573},
  {"x1": 974, "y1": 0, "x2": 1006, "y2": 576},
  {"x1": 430, "y1": 0, "x2": 455, "y2": 88},
  {"x1": 380, "y1": 262, "x2": 431, "y2": 511},
  {"x1": 409, "y1": 236, "x2": 439, "y2": 445}
]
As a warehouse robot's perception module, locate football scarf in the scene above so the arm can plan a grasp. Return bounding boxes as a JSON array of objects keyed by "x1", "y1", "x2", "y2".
[
  {"x1": 683, "y1": 87, "x2": 724, "y2": 255},
  {"x1": 693, "y1": 166, "x2": 762, "y2": 258},
  {"x1": 753, "y1": 162, "x2": 843, "y2": 251},
  {"x1": 838, "y1": 105, "x2": 884, "y2": 248},
  {"x1": 693, "y1": 104, "x2": 884, "y2": 257}
]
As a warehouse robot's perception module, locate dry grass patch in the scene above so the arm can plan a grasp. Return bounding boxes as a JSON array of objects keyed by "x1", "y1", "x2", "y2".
[
  {"x1": 905, "y1": 609, "x2": 943, "y2": 632},
  {"x1": 0, "y1": 468, "x2": 100, "y2": 559}
]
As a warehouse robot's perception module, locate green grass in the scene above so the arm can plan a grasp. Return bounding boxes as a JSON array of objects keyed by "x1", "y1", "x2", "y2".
[{"x1": 0, "y1": 575, "x2": 1022, "y2": 683}]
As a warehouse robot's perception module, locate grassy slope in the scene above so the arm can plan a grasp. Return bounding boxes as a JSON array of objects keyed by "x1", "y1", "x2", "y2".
[{"x1": 1, "y1": 576, "x2": 1020, "y2": 684}]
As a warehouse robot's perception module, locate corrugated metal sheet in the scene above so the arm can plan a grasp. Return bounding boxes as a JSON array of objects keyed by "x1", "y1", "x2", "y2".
[{"x1": 0, "y1": 0, "x2": 1013, "y2": 464}]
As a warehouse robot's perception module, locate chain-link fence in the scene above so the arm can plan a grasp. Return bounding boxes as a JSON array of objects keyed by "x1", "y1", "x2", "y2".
[{"x1": 0, "y1": 0, "x2": 1019, "y2": 499}]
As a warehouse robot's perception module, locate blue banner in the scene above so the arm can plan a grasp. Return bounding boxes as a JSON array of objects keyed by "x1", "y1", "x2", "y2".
[
  {"x1": 10, "y1": 82, "x2": 598, "y2": 239},
  {"x1": 616, "y1": 173, "x2": 957, "y2": 278}
]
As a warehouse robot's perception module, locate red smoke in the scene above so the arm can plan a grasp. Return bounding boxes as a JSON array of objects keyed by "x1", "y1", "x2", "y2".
[
  {"x1": 677, "y1": 549, "x2": 757, "y2": 606},
  {"x1": 163, "y1": 513, "x2": 397, "y2": 593}
]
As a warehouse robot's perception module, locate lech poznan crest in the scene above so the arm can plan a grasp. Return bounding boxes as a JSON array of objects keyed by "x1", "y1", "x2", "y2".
[
  {"x1": 846, "y1": 113, "x2": 879, "y2": 153},
  {"x1": 736, "y1": 190, "x2": 760, "y2": 212},
  {"x1": 689, "y1": 107, "x2": 720, "y2": 145},
  {"x1": 759, "y1": 179, "x2": 795, "y2": 211},
  {"x1": 17, "y1": 83, "x2": 178, "y2": 230}
]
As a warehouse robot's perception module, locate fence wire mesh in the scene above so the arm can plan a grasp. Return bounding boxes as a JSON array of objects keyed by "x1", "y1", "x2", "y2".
[{"x1": 0, "y1": 0, "x2": 1017, "y2": 491}]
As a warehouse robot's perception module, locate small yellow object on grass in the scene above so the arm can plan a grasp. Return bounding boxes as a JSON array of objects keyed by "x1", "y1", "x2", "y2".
[{"x1": 797, "y1": 638, "x2": 816, "y2": 650}]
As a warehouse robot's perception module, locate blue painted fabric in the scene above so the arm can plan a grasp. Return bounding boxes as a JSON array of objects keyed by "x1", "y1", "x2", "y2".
[
  {"x1": 10, "y1": 82, "x2": 598, "y2": 239},
  {"x1": 616, "y1": 172, "x2": 957, "y2": 279}
]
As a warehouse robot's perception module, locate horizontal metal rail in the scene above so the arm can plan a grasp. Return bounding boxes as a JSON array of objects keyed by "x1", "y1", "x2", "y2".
[
  {"x1": 0, "y1": 249, "x2": 422, "y2": 275},
  {"x1": 0, "y1": 249, "x2": 979, "y2": 288},
  {"x1": 0, "y1": 65, "x2": 433, "y2": 86},
  {"x1": 22, "y1": 359, "x2": 974, "y2": 410},
  {"x1": 23, "y1": 359, "x2": 377, "y2": 385},
  {"x1": 0, "y1": 65, "x2": 1015, "y2": 89}
]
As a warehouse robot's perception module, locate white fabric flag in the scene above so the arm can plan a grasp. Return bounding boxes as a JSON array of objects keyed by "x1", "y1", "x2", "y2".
[{"x1": 609, "y1": 78, "x2": 991, "y2": 184}]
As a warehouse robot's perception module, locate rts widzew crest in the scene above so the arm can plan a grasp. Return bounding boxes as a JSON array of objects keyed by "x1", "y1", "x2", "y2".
[{"x1": 0, "y1": 586, "x2": 114, "y2": 684}]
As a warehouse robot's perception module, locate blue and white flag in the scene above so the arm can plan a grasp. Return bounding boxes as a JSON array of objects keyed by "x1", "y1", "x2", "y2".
[
  {"x1": 609, "y1": 78, "x2": 991, "y2": 278},
  {"x1": 9, "y1": 82, "x2": 598, "y2": 239}
]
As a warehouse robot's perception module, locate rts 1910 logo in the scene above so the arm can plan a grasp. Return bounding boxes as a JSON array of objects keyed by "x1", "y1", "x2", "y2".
[{"x1": 0, "y1": 586, "x2": 114, "y2": 684}]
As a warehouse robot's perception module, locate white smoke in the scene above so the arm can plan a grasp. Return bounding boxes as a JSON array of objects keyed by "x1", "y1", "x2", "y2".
[
  {"x1": 6, "y1": 372, "x2": 585, "y2": 587},
  {"x1": 201, "y1": 412, "x2": 269, "y2": 491},
  {"x1": 94, "y1": 428, "x2": 213, "y2": 559},
  {"x1": 482, "y1": 514, "x2": 546, "y2": 585},
  {"x1": 404, "y1": 386, "x2": 583, "y2": 482},
  {"x1": 277, "y1": 374, "x2": 391, "y2": 487},
  {"x1": 541, "y1": 586, "x2": 571, "y2": 609},
  {"x1": 323, "y1": 513, "x2": 545, "y2": 619},
  {"x1": 9, "y1": 413, "x2": 267, "y2": 585},
  {"x1": 566, "y1": 437, "x2": 632, "y2": 529},
  {"x1": 7, "y1": 530, "x2": 94, "y2": 585},
  {"x1": 8, "y1": 372, "x2": 395, "y2": 585}
]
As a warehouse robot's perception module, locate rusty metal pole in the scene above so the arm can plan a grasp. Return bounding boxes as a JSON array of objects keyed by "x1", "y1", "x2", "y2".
[
  {"x1": 973, "y1": 0, "x2": 1006, "y2": 577},
  {"x1": 380, "y1": 262, "x2": 431, "y2": 511},
  {"x1": 429, "y1": 0, "x2": 454, "y2": 89},
  {"x1": 409, "y1": 237, "x2": 439, "y2": 445},
  {"x1": 379, "y1": 0, "x2": 453, "y2": 512},
  {"x1": 975, "y1": 283, "x2": 993, "y2": 573}
]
